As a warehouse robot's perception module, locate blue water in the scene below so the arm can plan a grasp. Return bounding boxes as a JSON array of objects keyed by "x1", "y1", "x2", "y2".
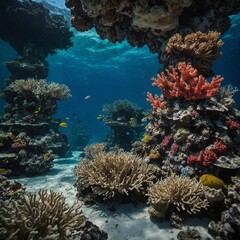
[{"x1": 0, "y1": 2, "x2": 240, "y2": 145}]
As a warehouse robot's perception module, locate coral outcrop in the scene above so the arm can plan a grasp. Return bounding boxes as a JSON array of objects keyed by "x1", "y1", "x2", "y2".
[
  {"x1": 65, "y1": 0, "x2": 240, "y2": 71},
  {"x1": 0, "y1": 78, "x2": 72, "y2": 175},
  {"x1": 208, "y1": 176, "x2": 240, "y2": 239},
  {"x1": 0, "y1": 175, "x2": 25, "y2": 201},
  {"x1": 164, "y1": 31, "x2": 223, "y2": 77},
  {"x1": 101, "y1": 99, "x2": 145, "y2": 150},
  {"x1": 147, "y1": 175, "x2": 209, "y2": 220},
  {"x1": 75, "y1": 149, "x2": 158, "y2": 202},
  {"x1": 133, "y1": 37, "x2": 240, "y2": 179}
]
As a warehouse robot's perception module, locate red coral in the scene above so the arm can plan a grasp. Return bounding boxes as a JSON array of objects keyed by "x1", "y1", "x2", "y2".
[
  {"x1": 214, "y1": 140, "x2": 227, "y2": 154},
  {"x1": 151, "y1": 62, "x2": 223, "y2": 100},
  {"x1": 226, "y1": 120, "x2": 240, "y2": 130},
  {"x1": 187, "y1": 150, "x2": 217, "y2": 166},
  {"x1": 146, "y1": 92, "x2": 165, "y2": 110}
]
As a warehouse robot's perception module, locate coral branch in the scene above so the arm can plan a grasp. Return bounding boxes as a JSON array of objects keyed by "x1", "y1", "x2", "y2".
[{"x1": 151, "y1": 62, "x2": 223, "y2": 100}]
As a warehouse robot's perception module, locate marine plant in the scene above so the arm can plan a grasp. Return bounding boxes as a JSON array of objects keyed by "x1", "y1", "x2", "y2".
[
  {"x1": 75, "y1": 150, "x2": 158, "y2": 201},
  {"x1": 0, "y1": 190, "x2": 86, "y2": 240}
]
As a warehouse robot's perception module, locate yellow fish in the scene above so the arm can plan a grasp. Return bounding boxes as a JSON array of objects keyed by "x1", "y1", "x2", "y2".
[
  {"x1": 59, "y1": 122, "x2": 68, "y2": 127},
  {"x1": 0, "y1": 142, "x2": 4, "y2": 147},
  {"x1": 200, "y1": 174, "x2": 227, "y2": 190}
]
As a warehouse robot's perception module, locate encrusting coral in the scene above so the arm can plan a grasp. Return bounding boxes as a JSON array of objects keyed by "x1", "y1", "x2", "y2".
[
  {"x1": 75, "y1": 150, "x2": 158, "y2": 201},
  {"x1": 147, "y1": 175, "x2": 209, "y2": 220},
  {"x1": 0, "y1": 189, "x2": 86, "y2": 240}
]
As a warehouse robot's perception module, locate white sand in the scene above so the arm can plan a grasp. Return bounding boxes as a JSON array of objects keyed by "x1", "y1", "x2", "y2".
[{"x1": 12, "y1": 151, "x2": 213, "y2": 240}]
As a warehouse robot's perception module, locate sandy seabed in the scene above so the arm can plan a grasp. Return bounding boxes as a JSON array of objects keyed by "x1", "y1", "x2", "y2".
[{"x1": 13, "y1": 151, "x2": 214, "y2": 240}]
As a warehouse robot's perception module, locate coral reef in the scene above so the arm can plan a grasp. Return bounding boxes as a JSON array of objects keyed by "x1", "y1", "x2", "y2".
[
  {"x1": 0, "y1": 78, "x2": 72, "y2": 175},
  {"x1": 101, "y1": 99, "x2": 145, "y2": 150},
  {"x1": 133, "y1": 54, "x2": 240, "y2": 178},
  {"x1": 65, "y1": 0, "x2": 240, "y2": 71},
  {"x1": 147, "y1": 175, "x2": 209, "y2": 220},
  {"x1": 0, "y1": 175, "x2": 25, "y2": 201},
  {"x1": 0, "y1": 190, "x2": 86, "y2": 240},
  {"x1": 75, "y1": 149, "x2": 158, "y2": 202},
  {"x1": 164, "y1": 31, "x2": 223, "y2": 76}
]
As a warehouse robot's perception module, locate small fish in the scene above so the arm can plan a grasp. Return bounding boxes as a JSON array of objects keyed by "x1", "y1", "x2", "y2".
[
  {"x1": 47, "y1": 116, "x2": 52, "y2": 119},
  {"x1": 59, "y1": 122, "x2": 68, "y2": 127},
  {"x1": 65, "y1": 117, "x2": 70, "y2": 120},
  {"x1": 97, "y1": 114, "x2": 104, "y2": 120},
  {"x1": 0, "y1": 142, "x2": 4, "y2": 147},
  {"x1": 84, "y1": 95, "x2": 91, "y2": 100}
]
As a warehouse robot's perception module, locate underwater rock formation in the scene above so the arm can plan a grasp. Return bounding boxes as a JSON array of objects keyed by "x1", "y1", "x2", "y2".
[
  {"x1": 0, "y1": 0, "x2": 73, "y2": 56},
  {"x1": 65, "y1": 0, "x2": 240, "y2": 72},
  {"x1": 101, "y1": 99, "x2": 145, "y2": 150},
  {"x1": 208, "y1": 176, "x2": 240, "y2": 239},
  {"x1": 0, "y1": 0, "x2": 73, "y2": 176},
  {"x1": 0, "y1": 175, "x2": 25, "y2": 201},
  {"x1": 132, "y1": 36, "x2": 240, "y2": 179},
  {"x1": 0, "y1": 79, "x2": 72, "y2": 175},
  {"x1": 75, "y1": 148, "x2": 159, "y2": 203}
]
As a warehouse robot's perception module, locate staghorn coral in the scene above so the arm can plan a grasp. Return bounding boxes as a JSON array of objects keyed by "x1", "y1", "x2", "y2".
[
  {"x1": 147, "y1": 175, "x2": 209, "y2": 218},
  {"x1": 151, "y1": 62, "x2": 223, "y2": 100},
  {"x1": 8, "y1": 78, "x2": 71, "y2": 100},
  {"x1": 75, "y1": 150, "x2": 158, "y2": 200},
  {"x1": 165, "y1": 31, "x2": 223, "y2": 76},
  {"x1": 0, "y1": 189, "x2": 86, "y2": 240}
]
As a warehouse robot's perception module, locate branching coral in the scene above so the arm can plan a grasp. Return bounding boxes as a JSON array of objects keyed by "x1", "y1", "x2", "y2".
[
  {"x1": 146, "y1": 92, "x2": 166, "y2": 110},
  {"x1": 147, "y1": 175, "x2": 209, "y2": 218},
  {"x1": 8, "y1": 78, "x2": 71, "y2": 100},
  {"x1": 0, "y1": 190, "x2": 86, "y2": 240},
  {"x1": 75, "y1": 150, "x2": 157, "y2": 200},
  {"x1": 166, "y1": 31, "x2": 223, "y2": 76},
  {"x1": 151, "y1": 62, "x2": 223, "y2": 100}
]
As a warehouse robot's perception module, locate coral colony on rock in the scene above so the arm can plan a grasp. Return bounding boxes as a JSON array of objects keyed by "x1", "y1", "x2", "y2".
[{"x1": 0, "y1": 0, "x2": 240, "y2": 240}]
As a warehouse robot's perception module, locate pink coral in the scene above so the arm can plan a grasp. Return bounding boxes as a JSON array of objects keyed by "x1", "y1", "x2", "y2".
[
  {"x1": 226, "y1": 120, "x2": 240, "y2": 130},
  {"x1": 151, "y1": 62, "x2": 223, "y2": 100},
  {"x1": 146, "y1": 92, "x2": 165, "y2": 110}
]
